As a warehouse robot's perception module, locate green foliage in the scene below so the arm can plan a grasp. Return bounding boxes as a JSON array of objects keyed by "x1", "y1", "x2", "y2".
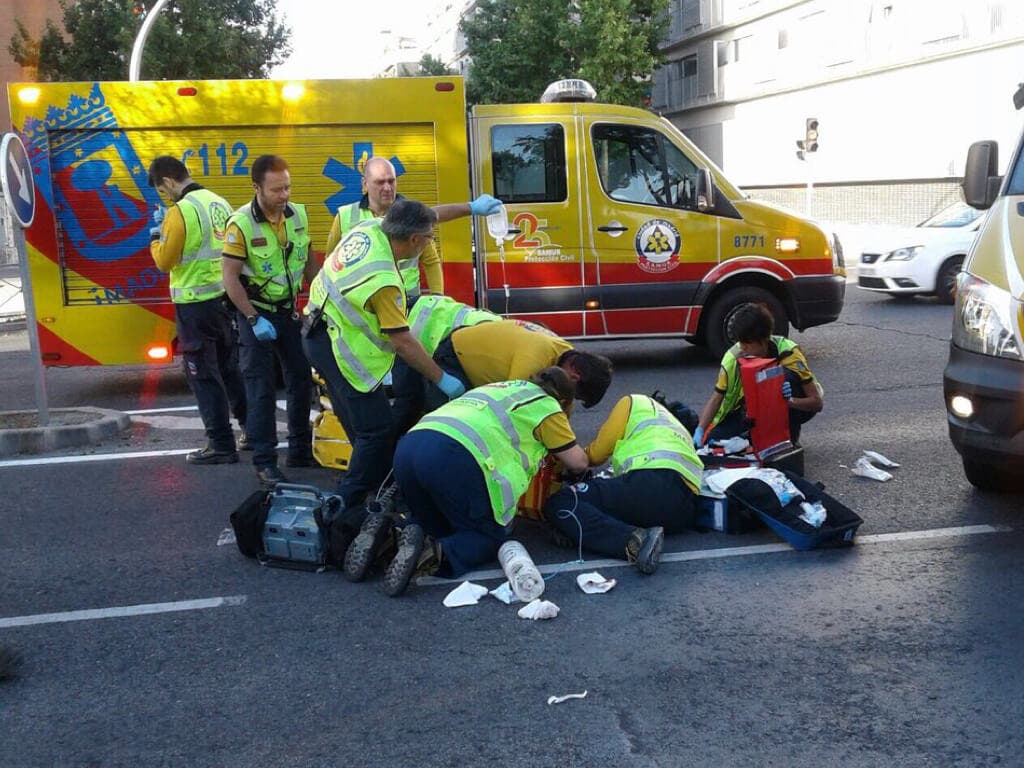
[
  {"x1": 8, "y1": 0, "x2": 291, "y2": 82},
  {"x1": 417, "y1": 53, "x2": 454, "y2": 77},
  {"x1": 461, "y1": 0, "x2": 669, "y2": 107}
]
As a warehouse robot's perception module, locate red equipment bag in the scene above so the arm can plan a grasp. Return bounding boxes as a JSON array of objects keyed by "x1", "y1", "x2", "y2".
[{"x1": 737, "y1": 357, "x2": 793, "y2": 460}]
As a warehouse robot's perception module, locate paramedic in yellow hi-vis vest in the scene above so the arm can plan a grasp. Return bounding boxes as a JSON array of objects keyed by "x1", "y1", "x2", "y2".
[
  {"x1": 222, "y1": 155, "x2": 319, "y2": 488},
  {"x1": 147, "y1": 156, "x2": 247, "y2": 465},
  {"x1": 373, "y1": 368, "x2": 591, "y2": 597},
  {"x1": 431, "y1": 318, "x2": 614, "y2": 410},
  {"x1": 302, "y1": 200, "x2": 471, "y2": 513},
  {"x1": 693, "y1": 303, "x2": 823, "y2": 448},
  {"x1": 324, "y1": 156, "x2": 500, "y2": 300},
  {"x1": 543, "y1": 394, "x2": 705, "y2": 574}
]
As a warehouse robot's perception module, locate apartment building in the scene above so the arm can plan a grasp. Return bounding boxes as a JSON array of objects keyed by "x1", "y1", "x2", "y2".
[{"x1": 652, "y1": 0, "x2": 1024, "y2": 225}]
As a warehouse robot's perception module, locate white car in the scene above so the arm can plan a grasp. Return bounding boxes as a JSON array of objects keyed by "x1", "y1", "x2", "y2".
[{"x1": 857, "y1": 202, "x2": 984, "y2": 304}]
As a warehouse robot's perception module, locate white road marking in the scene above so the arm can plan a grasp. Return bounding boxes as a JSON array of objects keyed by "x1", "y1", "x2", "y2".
[
  {"x1": 0, "y1": 443, "x2": 287, "y2": 468},
  {"x1": 416, "y1": 524, "x2": 1011, "y2": 586},
  {"x1": 0, "y1": 595, "x2": 247, "y2": 629},
  {"x1": 124, "y1": 405, "x2": 199, "y2": 415}
]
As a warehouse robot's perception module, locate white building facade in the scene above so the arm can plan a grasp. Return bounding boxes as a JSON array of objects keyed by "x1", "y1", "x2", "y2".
[{"x1": 652, "y1": 0, "x2": 1024, "y2": 225}]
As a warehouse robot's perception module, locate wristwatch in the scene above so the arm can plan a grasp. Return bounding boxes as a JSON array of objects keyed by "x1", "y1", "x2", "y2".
[{"x1": 246, "y1": 314, "x2": 259, "y2": 326}]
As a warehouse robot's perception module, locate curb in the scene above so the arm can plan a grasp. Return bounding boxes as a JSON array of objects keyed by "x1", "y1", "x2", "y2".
[{"x1": 0, "y1": 407, "x2": 132, "y2": 456}]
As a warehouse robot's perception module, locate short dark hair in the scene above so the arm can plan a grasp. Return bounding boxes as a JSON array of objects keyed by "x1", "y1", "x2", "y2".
[
  {"x1": 558, "y1": 350, "x2": 613, "y2": 408},
  {"x1": 251, "y1": 154, "x2": 289, "y2": 186},
  {"x1": 381, "y1": 199, "x2": 438, "y2": 240},
  {"x1": 147, "y1": 156, "x2": 188, "y2": 187},
  {"x1": 530, "y1": 366, "x2": 576, "y2": 409},
  {"x1": 732, "y1": 303, "x2": 774, "y2": 344}
]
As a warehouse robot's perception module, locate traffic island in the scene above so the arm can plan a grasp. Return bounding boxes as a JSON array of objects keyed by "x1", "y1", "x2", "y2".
[{"x1": 0, "y1": 407, "x2": 131, "y2": 456}]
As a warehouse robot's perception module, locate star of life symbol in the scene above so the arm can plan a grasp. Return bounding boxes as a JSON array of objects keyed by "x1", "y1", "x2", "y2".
[{"x1": 634, "y1": 218, "x2": 681, "y2": 275}]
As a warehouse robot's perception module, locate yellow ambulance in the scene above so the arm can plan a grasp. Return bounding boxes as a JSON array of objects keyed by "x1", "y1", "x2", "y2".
[
  {"x1": 944, "y1": 82, "x2": 1024, "y2": 491},
  {"x1": 7, "y1": 76, "x2": 845, "y2": 366}
]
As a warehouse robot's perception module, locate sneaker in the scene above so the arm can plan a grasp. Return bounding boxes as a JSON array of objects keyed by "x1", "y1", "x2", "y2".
[
  {"x1": 285, "y1": 453, "x2": 316, "y2": 468},
  {"x1": 383, "y1": 524, "x2": 425, "y2": 597},
  {"x1": 343, "y1": 509, "x2": 394, "y2": 582},
  {"x1": 237, "y1": 429, "x2": 252, "y2": 452},
  {"x1": 186, "y1": 446, "x2": 238, "y2": 465},
  {"x1": 625, "y1": 526, "x2": 664, "y2": 575},
  {"x1": 256, "y1": 465, "x2": 288, "y2": 488}
]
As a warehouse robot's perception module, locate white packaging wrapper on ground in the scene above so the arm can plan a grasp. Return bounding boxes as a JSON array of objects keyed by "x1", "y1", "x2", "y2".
[
  {"x1": 548, "y1": 690, "x2": 588, "y2": 705},
  {"x1": 863, "y1": 450, "x2": 900, "y2": 468},
  {"x1": 852, "y1": 456, "x2": 893, "y2": 481},
  {"x1": 576, "y1": 572, "x2": 616, "y2": 594},
  {"x1": 518, "y1": 599, "x2": 560, "y2": 620},
  {"x1": 489, "y1": 581, "x2": 522, "y2": 605},
  {"x1": 443, "y1": 581, "x2": 489, "y2": 608}
]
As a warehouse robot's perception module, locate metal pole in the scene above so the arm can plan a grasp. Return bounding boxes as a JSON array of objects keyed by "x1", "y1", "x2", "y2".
[
  {"x1": 13, "y1": 219, "x2": 48, "y2": 425},
  {"x1": 129, "y1": 0, "x2": 173, "y2": 82},
  {"x1": 805, "y1": 154, "x2": 814, "y2": 217}
]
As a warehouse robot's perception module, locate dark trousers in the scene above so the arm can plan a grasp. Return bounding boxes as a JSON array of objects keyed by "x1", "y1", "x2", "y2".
[
  {"x1": 542, "y1": 469, "x2": 697, "y2": 559},
  {"x1": 303, "y1": 322, "x2": 396, "y2": 509},
  {"x1": 175, "y1": 298, "x2": 246, "y2": 453},
  {"x1": 393, "y1": 430, "x2": 510, "y2": 578},
  {"x1": 707, "y1": 369, "x2": 816, "y2": 445},
  {"x1": 390, "y1": 358, "x2": 425, "y2": 436},
  {"x1": 423, "y1": 334, "x2": 472, "y2": 412},
  {"x1": 237, "y1": 309, "x2": 312, "y2": 468}
]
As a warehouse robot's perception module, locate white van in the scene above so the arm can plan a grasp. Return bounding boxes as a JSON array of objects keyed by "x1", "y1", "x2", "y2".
[{"x1": 942, "y1": 85, "x2": 1024, "y2": 491}]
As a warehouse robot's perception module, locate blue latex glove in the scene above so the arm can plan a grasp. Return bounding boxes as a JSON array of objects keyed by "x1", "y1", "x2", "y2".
[
  {"x1": 437, "y1": 372, "x2": 466, "y2": 400},
  {"x1": 781, "y1": 381, "x2": 793, "y2": 400},
  {"x1": 469, "y1": 194, "x2": 502, "y2": 216},
  {"x1": 153, "y1": 205, "x2": 166, "y2": 225},
  {"x1": 252, "y1": 316, "x2": 277, "y2": 341},
  {"x1": 693, "y1": 426, "x2": 705, "y2": 447}
]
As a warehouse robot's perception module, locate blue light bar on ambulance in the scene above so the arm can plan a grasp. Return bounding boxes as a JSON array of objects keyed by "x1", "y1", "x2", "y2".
[{"x1": 540, "y1": 79, "x2": 597, "y2": 103}]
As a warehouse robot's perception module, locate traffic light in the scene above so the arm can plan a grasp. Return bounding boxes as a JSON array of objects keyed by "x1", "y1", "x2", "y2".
[{"x1": 805, "y1": 118, "x2": 819, "y2": 152}]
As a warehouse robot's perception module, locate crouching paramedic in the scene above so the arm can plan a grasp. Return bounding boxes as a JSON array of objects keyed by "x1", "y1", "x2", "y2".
[
  {"x1": 543, "y1": 394, "x2": 704, "y2": 574},
  {"x1": 302, "y1": 200, "x2": 466, "y2": 511},
  {"x1": 694, "y1": 303, "x2": 823, "y2": 448},
  {"x1": 392, "y1": 294, "x2": 501, "y2": 434},
  {"x1": 352, "y1": 368, "x2": 590, "y2": 597},
  {"x1": 431, "y1": 319, "x2": 614, "y2": 411}
]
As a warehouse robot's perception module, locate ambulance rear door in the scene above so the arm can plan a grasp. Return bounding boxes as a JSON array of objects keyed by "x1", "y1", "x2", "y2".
[
  {"x1": 470, "y1": 106, "x2": 592, "y2": 336},
  {"x1": 581, "y1": 115, "x2": 720, "y2": 336}
]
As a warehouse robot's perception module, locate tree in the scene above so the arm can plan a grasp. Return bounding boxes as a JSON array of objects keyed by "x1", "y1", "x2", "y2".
[
  {"x1": 8, "y1": 0, "x2": 291, "y2": 82},
  {"x1": 460, "y1": 0, "x2": 669, "y2": 107},
  {"x1": 417, "y1": 53, "x2": 454, "y2": 77}
]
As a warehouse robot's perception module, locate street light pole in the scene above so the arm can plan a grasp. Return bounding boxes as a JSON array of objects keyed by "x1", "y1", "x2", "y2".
[{"x1": 129, "y1": 0, "x2": 172, "y2": 82}]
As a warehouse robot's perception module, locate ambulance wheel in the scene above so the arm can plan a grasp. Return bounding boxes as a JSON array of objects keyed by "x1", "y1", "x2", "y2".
[{"x1": 703, "y1": 286, "x2": 788, "y2": 359}]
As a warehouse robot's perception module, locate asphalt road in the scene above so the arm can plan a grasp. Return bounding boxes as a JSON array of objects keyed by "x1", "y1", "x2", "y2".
[{"x1": 1, "y1": 287, "x2": 1022, "y2": 767}]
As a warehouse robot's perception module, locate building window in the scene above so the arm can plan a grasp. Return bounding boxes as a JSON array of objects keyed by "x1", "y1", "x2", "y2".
[
  {"x1": 778, "y1": 28, "x2": 789, "y2": 49},
  {"x1": 490, "y1": 124, "x2": 567, "y2": 203},
  {"x1": 682, "y1": 54, "x2": 697, "y2": 103},
  {"x1": 716, "y1": 39, "x2": 731, "y2": 65}
]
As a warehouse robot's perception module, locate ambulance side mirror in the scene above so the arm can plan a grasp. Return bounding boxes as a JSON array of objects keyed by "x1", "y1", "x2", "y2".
[
  {"x1": 696, "y1": 169, "x2": 715, "y2": 213},
  {"x1": 963, "y1": 141, "x2": 1001, "y2": 210}
]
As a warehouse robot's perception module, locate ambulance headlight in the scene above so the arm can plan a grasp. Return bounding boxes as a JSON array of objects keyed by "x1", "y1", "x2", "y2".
[
  {"x1": 540, "y1": 79, "x2": 597, "y2": 103},
  {"x1": 952, "y1": 274, "x2": 1023, "y2": 360}
]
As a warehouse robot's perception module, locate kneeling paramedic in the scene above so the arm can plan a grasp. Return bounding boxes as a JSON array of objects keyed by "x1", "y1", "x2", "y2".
[
  {"x1": 352, "y1": 367, "x2": 590, "y2": 596},
  {"x1": 694, "y1": 303, "x2": 823, "y2": 448},
  {"x1": 392, "y1": 294, "x2": 501, "y2": 434},
  {"x1": 431, "y1": 319, "x2": 614, "y2": 412},
  {"x1": 302, "y1": 200, "x2": 467, "y2": 512},
  {"x1": 543, "y1": 394, "x2": 704, "y2": 574}
]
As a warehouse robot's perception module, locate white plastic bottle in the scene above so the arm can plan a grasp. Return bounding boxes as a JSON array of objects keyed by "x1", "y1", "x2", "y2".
[{"x1": 498, "y1": 540, "x2": 545, "y2": 602}]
